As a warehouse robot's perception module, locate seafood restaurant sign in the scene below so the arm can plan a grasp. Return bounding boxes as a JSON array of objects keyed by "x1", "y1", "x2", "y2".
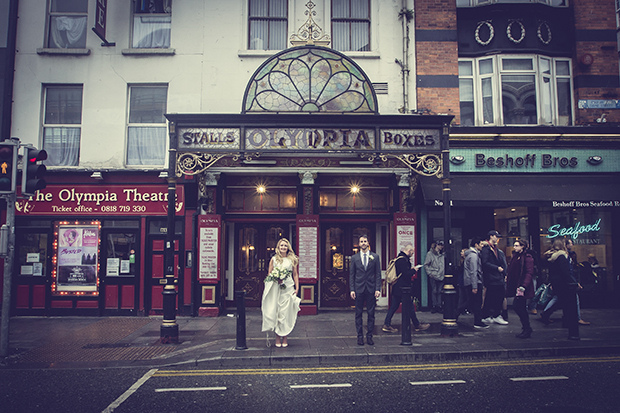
[{"x1": 15, "y1": 185, "x2": 185, "y2": 216}]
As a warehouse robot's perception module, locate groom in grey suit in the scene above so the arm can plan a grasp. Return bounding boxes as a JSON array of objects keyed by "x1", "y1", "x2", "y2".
[{"x1": 350, "y1": 235, "x2": 382, "y2": 346}]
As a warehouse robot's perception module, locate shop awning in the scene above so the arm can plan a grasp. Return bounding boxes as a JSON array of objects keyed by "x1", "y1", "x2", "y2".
[{"x1": 420, "y1": 175, "x2": 620, "y2": 207}]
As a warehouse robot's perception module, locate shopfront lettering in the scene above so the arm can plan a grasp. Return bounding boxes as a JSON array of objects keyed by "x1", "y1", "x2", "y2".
[
  {"x1": 382, "y1": 132, "x2": 436, "y2": 147},
  {"x1": 552, "y1": 201, "x2": 618, "y2": 208},
  {"x1": 542, "y1": 154, "x2": 578, "y2": 168},
  {"x1": 547, "y1": 218, "x2": 601, "y2": 240},
  {"x1": 182, "y1": 131, "x2": 235, "y2": 145},
  {"x1": 59, "y1": 188, "x2": 118, "y2": 205},
  {"x1": 475, "y1": 154, "x2": 577, "y2": 169},
  {"x1": 245, "y1": 128, "x2": 374, "y2": 150},
  {"x1": 15, "y1": 185, "x2": 185, "y2": 216}
]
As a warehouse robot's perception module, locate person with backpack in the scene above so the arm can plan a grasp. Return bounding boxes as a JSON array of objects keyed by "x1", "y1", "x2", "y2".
[{"x1": 382, "y1": 244, "x2": 430, "y2": 334}]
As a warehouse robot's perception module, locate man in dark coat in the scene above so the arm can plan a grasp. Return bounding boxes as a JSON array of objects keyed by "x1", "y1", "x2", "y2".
[{"x1": 481, "y1": 230, "x2": 509, "y2": 325}]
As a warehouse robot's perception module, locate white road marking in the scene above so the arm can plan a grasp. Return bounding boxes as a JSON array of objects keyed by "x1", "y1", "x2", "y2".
[
  {"x1": 290, "y1": 383, "x2": 353, "y2": 389},
  {"x1": 155, "y1": 387, "x2": 227, "y2": 392},
  {"x1": 102, "y1": 368, "x2": 158, "y2": 413},
  {"x1": 409, "y1": 380, "x2": 467, "y2": 386},
  {"x1": 510, "y1": 376, "x2": 569, "y2": 382}
]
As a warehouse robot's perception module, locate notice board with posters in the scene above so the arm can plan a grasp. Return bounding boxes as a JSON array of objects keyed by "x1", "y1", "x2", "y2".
[{"x1": 53, "y1": 221, "x2": 101, "y2": 295}]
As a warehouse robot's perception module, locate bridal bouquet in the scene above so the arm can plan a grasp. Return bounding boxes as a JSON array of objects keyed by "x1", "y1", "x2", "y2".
[{"x1": 265, "y1": 267, "x2": 291, "y2": 289}]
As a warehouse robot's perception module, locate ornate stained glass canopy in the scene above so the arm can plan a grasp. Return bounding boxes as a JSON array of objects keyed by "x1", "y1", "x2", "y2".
[{"x1": 243, "y1": 46, "x2": 378, "y2": 114}]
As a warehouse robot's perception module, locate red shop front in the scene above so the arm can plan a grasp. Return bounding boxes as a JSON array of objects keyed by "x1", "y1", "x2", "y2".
[{"x1": 10, "y1": 181, "x2": 195, "y2": 316}]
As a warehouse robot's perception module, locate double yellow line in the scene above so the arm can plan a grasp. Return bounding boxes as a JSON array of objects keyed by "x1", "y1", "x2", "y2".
[{"x1": 153, "y1": 355, "x2": 620, "y2": 377}]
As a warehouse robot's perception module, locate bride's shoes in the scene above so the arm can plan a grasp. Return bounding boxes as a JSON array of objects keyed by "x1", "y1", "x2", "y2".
[{"x1": 274, "y1": 335, "x2": 288, "y2": 347}]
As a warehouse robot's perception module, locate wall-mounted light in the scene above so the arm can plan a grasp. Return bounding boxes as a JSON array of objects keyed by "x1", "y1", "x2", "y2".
[
  {"x1": 350, "y1": 185, "x2": 360, "y2": 194},
  {"x1": 90, "y1": 172, "x2": 103, "y2": 180},
  {"x1": 450, "y1": 155, "x2": 465, "y2": 165},
  {"x1": 256, "y1": 184, "x2": 266, "y2": 194}
]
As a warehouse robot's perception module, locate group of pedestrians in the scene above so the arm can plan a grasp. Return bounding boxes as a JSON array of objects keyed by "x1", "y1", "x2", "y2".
[
  {"x1": 455, "y1": 230, "x2": 581, "y2": 340},
  {"x1": 260, "y1": 231, "x2": 581, "y2": 348}
]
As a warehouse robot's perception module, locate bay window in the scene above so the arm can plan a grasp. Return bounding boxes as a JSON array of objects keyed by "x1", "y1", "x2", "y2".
[
  {"x1": 127, "y1": 85, "x2": 168, "y2": 166},
  {"x1": 458, "y1": 55, "x2": 573, "y2": 126},
  {"x1": 457, "y1": 0, "x2": 568, "y2": 6}
]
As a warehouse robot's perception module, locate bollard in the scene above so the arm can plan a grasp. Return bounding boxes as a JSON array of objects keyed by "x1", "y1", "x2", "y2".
[
  {"x1": 235, "y1": 290, "x2": 248, "y2": 350},
  {"x1": 400, "y1": 286, "x2": 413, "y2": 346}
]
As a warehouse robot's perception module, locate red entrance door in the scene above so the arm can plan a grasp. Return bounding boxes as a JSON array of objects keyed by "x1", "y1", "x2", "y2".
[
  {"x1": 146, "y1": 237, "x2": 181, "y2": 315},
  {"x1": 320, "y1": 223, "x2": 375, "y2": 307}
]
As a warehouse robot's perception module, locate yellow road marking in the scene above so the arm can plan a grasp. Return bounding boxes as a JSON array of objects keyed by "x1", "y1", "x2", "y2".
[{"x1": 152, "y1": 356, "x2": 620, "y2": 377}]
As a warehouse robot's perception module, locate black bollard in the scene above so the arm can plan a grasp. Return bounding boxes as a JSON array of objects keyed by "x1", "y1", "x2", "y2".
[
  {"x1": 400, "y1": 286, "x2": 413, "y2": 346},
  {"x1": 235, "y1": 290, "x2": 248, "y2": 350}
]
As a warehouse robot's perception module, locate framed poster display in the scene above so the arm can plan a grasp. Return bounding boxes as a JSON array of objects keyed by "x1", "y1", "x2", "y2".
[{"x1": 53, "y1": 221, "x2": 101, "y2": 295}]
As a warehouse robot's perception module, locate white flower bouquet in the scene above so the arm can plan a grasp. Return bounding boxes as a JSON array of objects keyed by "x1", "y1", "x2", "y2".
[{"x1": 265, "y1": 266, "x2": 292, "y2": 290}]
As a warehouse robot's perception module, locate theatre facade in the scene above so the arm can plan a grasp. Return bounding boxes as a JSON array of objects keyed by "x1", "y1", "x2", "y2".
[
  {"x1": 10, "y1": 48, "x2": 620, "y2": 317},
  {"x1": 10, "y1": 45, "x2": 452, "y2": 316}
]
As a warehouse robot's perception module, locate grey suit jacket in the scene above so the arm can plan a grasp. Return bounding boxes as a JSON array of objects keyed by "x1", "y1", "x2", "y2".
[{"x1": 349, "y1": 251, "x2": 382, "y2": 294}]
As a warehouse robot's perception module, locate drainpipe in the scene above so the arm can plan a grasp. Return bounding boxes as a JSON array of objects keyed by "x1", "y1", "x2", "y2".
[{"x1": 398, "y1": 0, "x2": 415, "y2": 114}]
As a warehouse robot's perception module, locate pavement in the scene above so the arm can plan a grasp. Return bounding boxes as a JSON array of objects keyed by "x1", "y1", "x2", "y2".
[{"x1": 1, "y1": 307, "x2": 620, "y2": 370}]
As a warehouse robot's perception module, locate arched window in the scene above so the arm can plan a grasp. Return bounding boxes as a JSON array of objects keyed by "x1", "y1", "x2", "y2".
[{"x1": 243, "y1": 46, "x2": 378, "y2": 113}]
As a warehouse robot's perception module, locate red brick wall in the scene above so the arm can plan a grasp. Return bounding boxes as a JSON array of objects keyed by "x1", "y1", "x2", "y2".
[
  {"x1": 573, "y1": 0, "x2": 620, "y2": 124},
  {"x1": 415, "y1": 0, "x2": 460, "y2": 123}
]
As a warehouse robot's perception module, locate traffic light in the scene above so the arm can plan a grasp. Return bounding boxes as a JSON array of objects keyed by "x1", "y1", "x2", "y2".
[
  {"x1": 22, "y1": 147, "x2": 48, "y2": 197},
  {"x1": 0, "y1": 141, "x2": 18, "y2": 194}
]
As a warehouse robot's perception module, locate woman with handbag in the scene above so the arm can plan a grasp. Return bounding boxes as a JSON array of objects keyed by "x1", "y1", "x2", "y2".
[{"x1": 506, "y1": 239, "x2": 535, "y2": 338}]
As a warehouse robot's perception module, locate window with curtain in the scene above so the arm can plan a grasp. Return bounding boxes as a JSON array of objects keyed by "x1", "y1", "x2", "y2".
[
  {"x1": 127, "y1": 85, "x2": 167, "y2": 166},
  {"x1": 248, "y1": 0, "x2": 288, "y2": 50},
  {"x1": 458, "y1": 55, "x2": 573, "y2": 126},
  {"x1": 331, "y1": 0, "x2": 370, "y2": 52},
  {"x1": 43, "y1": 85, "x2": 82, "y2": 167},
  {"x1": 47, "y1": 0, "x2": 88, "y2": 49},
  {"x1": 132, "y1": 0, "x2": 172, "y2": 48}
]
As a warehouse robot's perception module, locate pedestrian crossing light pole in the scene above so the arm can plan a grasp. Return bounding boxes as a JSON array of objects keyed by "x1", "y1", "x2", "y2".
[{"x1": 0, "y1": 138, "x2": 19, "y2": 358}]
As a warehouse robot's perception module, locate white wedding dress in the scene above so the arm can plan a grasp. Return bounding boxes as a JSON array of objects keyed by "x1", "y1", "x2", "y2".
[{"x1": 261, "y1": 256, "x2": 301, "y2": 337}]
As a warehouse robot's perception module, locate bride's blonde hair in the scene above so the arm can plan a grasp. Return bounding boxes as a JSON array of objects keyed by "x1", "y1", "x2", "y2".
[{"x1": 274, "y1": 238, "x2": 298, "y2": 266}]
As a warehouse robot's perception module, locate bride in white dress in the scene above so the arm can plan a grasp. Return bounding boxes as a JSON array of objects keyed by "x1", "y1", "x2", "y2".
[{"x1": 262, "y1": 238, "x2": 301, "y2": 347}]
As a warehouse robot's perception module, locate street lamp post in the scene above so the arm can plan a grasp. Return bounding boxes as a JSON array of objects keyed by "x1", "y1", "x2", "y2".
[
  {"x1": 161, "y1": 122, "x2": 179, "y2": 344},
  {"x1": 440, "y1": 122, "x2": 458, "y2": 337}
]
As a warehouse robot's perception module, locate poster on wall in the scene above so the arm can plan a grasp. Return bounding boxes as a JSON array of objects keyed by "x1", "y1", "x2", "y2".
[
  {"x1": 198, "y1": 215, "x2": 221, "y2": 282},
  {"x1": 394, "y1": 213, "x2": 417, "y2": 264},
  {"x1": 54, "y1": 222, "x2": 100, "y2": 294},
  {"x1": 297, "y1": 215, "x2": 319, "y2": 281}
]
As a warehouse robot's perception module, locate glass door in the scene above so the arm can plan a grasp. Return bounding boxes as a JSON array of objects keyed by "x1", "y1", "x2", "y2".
[
  {"x1": 234, "y1": 223, "x2": 289, "y2": 307},
  {"x1": 101, "y1": 230, "x2": 140, "y2": 315},
  {"x1": 320, "y1": 223, "x2": 374, "y2": 307}
]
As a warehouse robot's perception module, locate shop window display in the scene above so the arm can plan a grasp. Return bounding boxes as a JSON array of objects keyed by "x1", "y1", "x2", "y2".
[{"x1": 539, "y1": 207, "x2": 613, "y2": 305}]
